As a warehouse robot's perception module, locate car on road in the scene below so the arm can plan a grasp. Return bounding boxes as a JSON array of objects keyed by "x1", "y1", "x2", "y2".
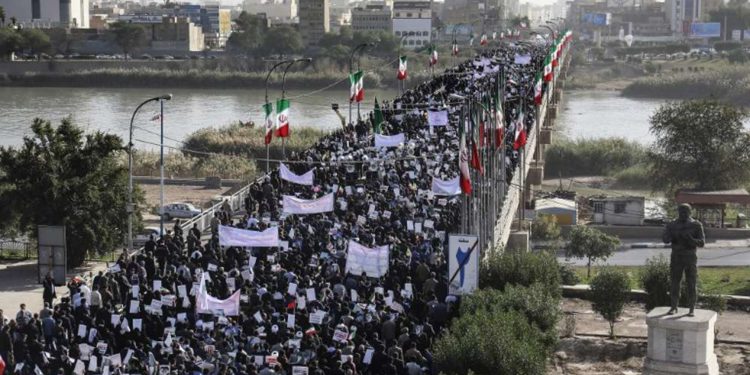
[
  {"x1": 133, "y1": 226, "x2": 162, "y2": 247},
  {"x1": 157, "y1": 202, "x2": 201, "y2": 220}
]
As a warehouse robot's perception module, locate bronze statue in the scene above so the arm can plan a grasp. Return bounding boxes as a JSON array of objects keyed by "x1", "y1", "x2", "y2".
[{"x1": 662, "y1": 203, "x2": 705, "y2": 316}]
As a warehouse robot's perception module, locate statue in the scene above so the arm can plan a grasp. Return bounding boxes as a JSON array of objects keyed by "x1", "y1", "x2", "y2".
[{"x1": 662, "y1": 203, "x2": 705, "y2": 316}]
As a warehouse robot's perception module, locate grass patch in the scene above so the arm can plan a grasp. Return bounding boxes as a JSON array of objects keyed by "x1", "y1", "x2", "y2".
[
  {"x1": 122, "y1": 149, "x2": 257, "y2": 180},
  {"x1": 572, "y1": 265, "x2": 750, "y2": 296}
]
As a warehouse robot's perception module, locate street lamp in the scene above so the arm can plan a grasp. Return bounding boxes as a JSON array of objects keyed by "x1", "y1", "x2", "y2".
[
  {"x1": 349, "y1": 42, "x2": 376, "y2": 124},
  {"x1": 280, "y1": 58, "x2": 312, "y2": 159},
  {"x1": 263, "y1": 59, "x2": 294, "y2": 173},
  {"x1": 127, "y1": 94, "x2": 172, "y2": 251}
]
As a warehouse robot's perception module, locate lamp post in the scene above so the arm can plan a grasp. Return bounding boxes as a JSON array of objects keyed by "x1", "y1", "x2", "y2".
[
  {"x1": 158, "y1": 95, "x2": 172, "y2": 238},
  {"x1": 263, "y1": 59, "x2": 294, "y2": 173},
  {"x1": 280, "y1": 58, "x2": 312, "y2": 158},
  {"x1": 349, "y1": 42, "x2": 375, "y2": 124},
  {"x1": 128, "y1": 94, "x2": 171, "y2": 250}
]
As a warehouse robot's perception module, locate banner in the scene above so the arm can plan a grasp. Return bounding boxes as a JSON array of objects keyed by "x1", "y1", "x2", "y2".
[
  {"x1": 448, "y1": 235, "x2": 479, "y2": 295},
  {"x1": 427, "y1": 110, "x2": 449, "y2": 126},
  {"x1": 280, "y1": 163, "x2": 314, "y2": 186},
  {"x1": 345, "y1": 240, "x2": 389, "y2": 278},
  {"x1": 431, "y1": 177, "x2": 461, "y2": 196},
  {"x1": 196, "y1": 273, "x2": 240, "y2": 316},
  {"x1": 282, "y1": 193, "x2": 335, "y2": 215},
  {"x1": 219, "y1": 226, "x2": 279, "y2": 247},
  {"x1": 374, "y1": 133, "x2": 405, "y2": 148}
]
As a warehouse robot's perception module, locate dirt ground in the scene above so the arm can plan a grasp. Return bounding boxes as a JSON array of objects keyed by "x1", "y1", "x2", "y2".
[
  {"x1": 553, "y1": 298, "x2": 750, "y2": 374},
  {"x1": 139, "y1": 183, "x2": 229, "y2": 225}
]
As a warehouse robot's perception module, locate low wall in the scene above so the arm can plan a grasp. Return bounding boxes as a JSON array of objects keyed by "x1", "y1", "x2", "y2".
[{"x1": 561, "y1": 225, "x2": 750, "y2": 240}]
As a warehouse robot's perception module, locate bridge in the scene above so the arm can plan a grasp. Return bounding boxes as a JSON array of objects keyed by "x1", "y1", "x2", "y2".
[{"x1": 179, "y1": 39, "x2": 572, "y2": 255}]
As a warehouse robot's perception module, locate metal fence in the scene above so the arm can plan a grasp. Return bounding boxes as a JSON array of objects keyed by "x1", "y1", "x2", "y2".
[{"x1": 0, "y1": 240, "x2": 35, "y2": 260}]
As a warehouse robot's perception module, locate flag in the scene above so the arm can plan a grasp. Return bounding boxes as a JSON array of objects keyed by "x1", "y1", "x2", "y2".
[
  {"x1": 543, "y1": 53, "x2": 553, "y2": 82},
  {"x1": 349, "y1": 70, "x2": 364, "y2": 102},
  {"x1": 520, "y1": 22, "x2": 527, "y2": 28},
  {"x1": 552, "y1": 40, "x2": 560, "y2": 67},
  {"x1": 459, "y1": 127, "x2": 472, "y2": 195},
  {"x1": 397, "y1": 56, "x2": 407, "y2": 80},
  {"x1": 513, "y1": 111, "x2": 527, "y2": 150},
  {"x1": 492, "y1": 31, "x2": 497, "y2": 40},
  {"x1": 470, "y1": 139, "x2": 484, "y2": 175},
  {"x1": 480, "y1": 34, "x2": 488, "y2": 45},
  {"x1": 452, "y1": 40, "x2": 459, "y2": 56},
  {"x1": 478, "y1": 121, "x2": 485, "y2": 149},
  {"x1": 500, "y1": 32, "x2": 505, "y2": 39},
  {"x1": 263, "y1": 102, "x2": 274, "y2": 145},
  {"x1": 469, "y1": 35, "x2": 475, "y2": 46},
  {"x1": 373, "y1": 97, "x2": 384, "y2": 134},
  {"x1": 494, "y1": 91, "x2": 504, "y2": 148},
  {"x1": 275, "y1": 98, "x2": 290, "y2": 138},
  {"x1": 534, "y1": 73, "x2": 543, "y2": 106},
  {"x1": 429, "y1": 45, "x2": 438, "y2": 66},
  {"x1": 150, "y1": 113, "x2": 161, "y2": 121}
]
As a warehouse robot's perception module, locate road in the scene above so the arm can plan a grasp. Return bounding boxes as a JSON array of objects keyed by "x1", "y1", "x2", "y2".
[{"x1": 557, "y1": 246, "x2": 750, "y2": 267}]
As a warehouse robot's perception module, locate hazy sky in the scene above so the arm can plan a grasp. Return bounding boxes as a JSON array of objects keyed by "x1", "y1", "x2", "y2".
[{"x1": 201, "y1": 0, "x2": 559, "y2": 6}]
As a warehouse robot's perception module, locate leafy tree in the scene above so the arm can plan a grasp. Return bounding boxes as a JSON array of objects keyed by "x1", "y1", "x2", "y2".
[
  {"x1": 110, "y1": 21, "x2": 147, "y2": 58},
  {"x1": 48, "y1": 27, "x2": 80, "y2": 55},
  {"x1": 19, "y1": 28, "x2": 51, "y2": 57},
  {"x1": 226, "y1": 11, "x2": 267, "y2": 54},
  {"x1": 0, "y1": 6, "x2": 5, "y2": 27},
  {"x1": 0, "y1": 28, "x2": 24, "y2": 59},
  {"x1": 648, "y1": 100, "x2": 750, "y2": 193},
  {"x1": 589, "y1": 267, "x2": 631, "y2": 339},
  {"x1": 320, "y1": 44, "x2": 351, "y2": 70},
  {"x1": 565, "y1": 225, "x2": 620, "y2": 279},
  {"x1": 0, "y1": 118, "x2": 143, "y2": 268},
  {"x1": 531, "y1": 213, "x2": 562, "y2": 242},
  {"x1": 261, "y1": 25, "x2": 302, "y2": 58}
]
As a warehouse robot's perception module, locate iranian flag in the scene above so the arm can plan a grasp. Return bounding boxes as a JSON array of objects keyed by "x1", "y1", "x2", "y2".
[
  {"x1": 500, "y1": 32, "x2": 505, "y2": 39},
  {"x1": 543, "y1": 53, "x2": 553, "y2": 82},
  {"x1": 429, "y1": 45, "x2": 438, "y2": 66},
  {"x1": 480, "y1": 34, "x2": 488, "y2": 45},
  {"x1": 533, "y1": 73, "x2": 543, "y2": 106},
  {"x1": 397, "y1": 56, "x2": 407, "y2": 80},
  {"x1": 263, "y1": 102, "x2": 274, "y2": 145},
  {"x1": 452, "y1": 40, "x2": 459, "y2": 56},
  {"x1": 459, "y1": 128, "x2": 472, "y2": 195},
  {"x1": 469, "y1": 34, "x2": 475, "y2": 46},
  {"x1": 552, "y1": 40, "x2": 560, "y2": 67},
  {"x1": 275, "y1": 98, "x2": 290, "y2": 138},
  {"x1": 471, "y1": 138, "x2": 484, "y2": 175},
  {"x1": 492, "y1": 31, "x2": 497, "y2": 40},
  {"x1": 494, "y1": 91, "x2": 504, "y2": 148},
  {"x1": 349, "y1": 70, "x2": 364, "y2": 102},
  {"x1": 513, "y1": 111, "x2": 527, "y2": 151}
]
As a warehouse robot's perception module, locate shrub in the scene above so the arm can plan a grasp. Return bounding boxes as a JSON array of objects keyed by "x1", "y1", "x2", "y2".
[
  {"x1": 565, "y1": 226, "x2": 620, "y2": 279},
  {"x1": 480, "y1": 250, "x2": 561, "y2": 297},
  {"x1": 434, "y1": 308, "x2": 548, "y2": 375},
  {"x1": 727, "y1": 49, "x2": 747, "y2": 64},
  {"x1": 639, "y1": 254, "x2": 671, "y2": 310},
  {"x1": 530, "y1": 213, "x2": 561, "y2": 241},
  {"x1": 700, "y1": 294, "x2": 727, "y2": 315},
  {"x1": 610, "y1": 164, "x2": 651, "y2": 189},
  {"x1": 544, "y1": 138, "x2": 647, "y2": 178},
  {"x1": 590, "y1": 267, "x2": 631, "y2": 339},
  {"x1": 559, "y1": 263, "x2": 581, "y2": 286}
]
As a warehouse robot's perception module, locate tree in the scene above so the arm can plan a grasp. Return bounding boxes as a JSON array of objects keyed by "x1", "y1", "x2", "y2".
[
  {"x1": 0, "y1": 118, "x2": 143, "y2": 268},
  {"x1": 648, "y1": 100, "x2": 750, "y2": 193},
  {"x1": 0, "y1": 28, "x2": 24, "y2": 59},
  {"x1": 110, "y1": 21, "x2": 147, "y2": 58},
  {"x1": 565, "y1": 225, "x2": 620, "y2": 279},
  {"x1": 261, "y1": 25, "x2": 302, "y2": 58},
  {"x1": 20, "y1": 28, "x2": 51, "y2": 57},
  {"x1": 589, "y1": 267, "x2": 631, "y2": 339},
  {"x1": 0, "y1": 6, "x2": 5, "y2": 27},
  {"x1": 531, "y1": 213, "x2": 562, "y2": 242},
  {"x1": 48, "y1": 27, "x2": 81, "y2": 55},
  {"x1": 226, "y1": 11, "x2": 267, "y2": 54}
]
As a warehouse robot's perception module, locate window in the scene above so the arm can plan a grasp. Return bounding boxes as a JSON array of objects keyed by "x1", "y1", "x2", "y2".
[
  {"x1": 614, "y1": 202, "x2": 627, "y2": 214},
  {"x1": 593, "y1": 202, "x2": 604, "y2": 214}
]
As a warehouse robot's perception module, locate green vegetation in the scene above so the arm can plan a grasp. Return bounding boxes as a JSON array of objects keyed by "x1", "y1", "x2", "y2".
[
  {"x1": 565, "y1": 226, "x2": 620, "y2": 279},
  {"x1": 127, "y1": 150, "x2": 257, "y2": 180},
  {"x1": 0, "y1": 27, "x2": 51, "y2": 59},
  {"x1": 530, "y1": 213, "x2": 562, "y2": 242},
  {"x1": 574, "y1": 265, "x2": 750, "y2": 297},
  {"x1": 0, "y1": 118, "x2": 142, "y2": 267},
  {"x1": 110, "y1": 21, "x2": 147, "y2": 58},
  {"x1": 639, "y1": 254, "x2": 671, "y2": 310},
  {"x1": 622, "y1": 67, "x2": 750, "y2": 105},
  {"x1": 590, "y1": 267, "x2": 631, "y2": 339},
  {"x1": 480, "y1": 249, "x2": 561, "y2": 298}
]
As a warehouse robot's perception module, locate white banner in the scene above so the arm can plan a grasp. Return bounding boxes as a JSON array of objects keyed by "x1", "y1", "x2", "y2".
[
  {"x1": 448, "y1": 235, "x2": 479, "y2": 295},
  {"x1": 196, "y1": 273, "x2": 240, "y2": 316},
  {"x1": 280, "y1": 163, "x2": 314, "y2": 186},
  {"x1": 282, "y1": 193, "x2": 335, "y2": 215},
  {"x1": 431, "y1": 176, "x2": 461, "y2": 196},
  {"x1": 345, "y1": 240, "x2": 389, "y2": 278},
  {"x1": 427, "y1": 110, "x2": 449, "y2": 126},
  {"x1": 219, "y1": 226, "x2": 279, "y2": 247},
  {"x1": 374, "y1": 133, "x2": 405, "y2": 148}
]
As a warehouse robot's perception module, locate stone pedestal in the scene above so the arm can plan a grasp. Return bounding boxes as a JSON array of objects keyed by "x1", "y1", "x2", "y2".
[{"x1": 644, "y1": 307, "x2": 719, "y2": 375}]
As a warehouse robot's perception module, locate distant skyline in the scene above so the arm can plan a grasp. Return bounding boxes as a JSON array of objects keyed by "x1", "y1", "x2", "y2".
[{"x1": 185, "y1": 0, "x2": 561, "y2": 5}]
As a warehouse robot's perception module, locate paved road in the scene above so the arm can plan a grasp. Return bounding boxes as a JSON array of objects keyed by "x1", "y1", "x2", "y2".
[{"x1": 558, "y1": 246, "x2": 750, "y2": 267}]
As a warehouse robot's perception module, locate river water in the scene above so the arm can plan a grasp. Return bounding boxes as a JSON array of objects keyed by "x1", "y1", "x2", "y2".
[{"x1": 0, "y1": 86, "x2": 667, "y2": 148}]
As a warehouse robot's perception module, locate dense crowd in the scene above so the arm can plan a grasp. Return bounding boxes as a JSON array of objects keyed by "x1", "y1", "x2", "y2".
[{"x1": 0, "y1": 41, "x2": 552, "y2": 375}]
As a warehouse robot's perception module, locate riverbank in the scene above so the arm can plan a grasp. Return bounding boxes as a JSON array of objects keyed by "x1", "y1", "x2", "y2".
[{"x1": 622, "y1": 65, "x2": 750, "y2": 105}]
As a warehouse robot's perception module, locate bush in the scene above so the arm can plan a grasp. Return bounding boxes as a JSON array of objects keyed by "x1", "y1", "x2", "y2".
[
  {"x1": 460, "y1": 284, "x2": 561, "y2": 335},
  {"x1": 480, "y1": 250, "x2": 561, "y2": 297},
  {"x1": 714, "y1": 41, "x2": 742, "y2": 52},
  {"x1": 544, "y1": 138, "x2": 647, "y2": 178},
  {"x1": 639, "y1": 254, "x2": 671, "y2": 310},
  {"x1": 530, "y1": 213, "x2": 561, "y2": 241},
  {"x1": 727, "y1": 49, "x2": 747, "y2": 65},
  {"x1": 610, "y1": 164, "x2": 651, "y2": 189},
  {"x1": 700, "y1": 294, "x2": 727, "y2": 314},
  {"x1": 434, "y1": 308, "x2": 548, "y2": 375},
  {"x1": 559, "y1": 263, "x2": 581, "y2": 285},
  {"x1": 590, "y1": 267, "x2": 631, "y2": 339}
]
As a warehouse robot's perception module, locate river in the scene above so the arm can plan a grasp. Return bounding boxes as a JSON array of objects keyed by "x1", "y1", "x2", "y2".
[{"x1": 0, "y1": 87, "x2": 670, "y2": 148}]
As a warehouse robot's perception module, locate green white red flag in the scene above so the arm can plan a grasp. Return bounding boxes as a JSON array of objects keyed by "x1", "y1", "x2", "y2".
[
  {"x1": 349, "y1": 70, "x2": 364, "y2": 102},
  {"x1": 397, "y1": 56, "x2": 407, "y2": 80},
  {"x1": 534, "y1": 73, "x2": 543, "y2": 106},
  {"x1": 275, "y1": 98, "x2": 290, "y2": 138},
  {"x1": 543, "y1": 53, "x2": 553, "y2": 82},
  {"x1": 459, "y1": 126, "x2": 472, "y2": 195},
  {"x1": 263, "y1": 102, "x2": 274, "y2": 145},
  {"x1": 429, "y1": 45, "x2": 438, "y2": 66}
]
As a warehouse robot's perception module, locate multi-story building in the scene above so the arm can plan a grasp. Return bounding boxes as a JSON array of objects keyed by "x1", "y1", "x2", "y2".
[
  {"x1": 0, "y1": 0, "x2": 90, "y2": 28},
  {"x1": 665, "y1": 0, "x2": 701, "y2": 36},
  {"x1": 351, "y1": 3, "x2": 392, "y2": 32},
  {"x1": 393, "y1": 0, "x2": 431, "y2": 49},
  {"x1": 243, "y1": 0, "x2": 298, "y2": 24},
  {"x1": 128, "y1": 16, "x2": 205, "y2": 52},
  {"x1": 329, "y1": 5, "x2": 351, "y2": 33},
  {"x1": 298, "y1": 0, "x2": 330, "y2": 46}
]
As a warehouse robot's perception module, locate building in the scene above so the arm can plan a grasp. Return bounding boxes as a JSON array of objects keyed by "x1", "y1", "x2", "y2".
[
  {"x1": 590, "y1": 196, "x2": 645, "y2": 226},
  {"x1": 351, "y1": 3, "x2": 392, "y2": 32},
  {"x1": 200, "y1": 2, "x2": 231, "y2": 48},
  {"x1": 535, "y1": 198, "x2": 578, "y2": 225},
  {"x1": 127, "y1": 16, "x2": 205, "y2": 52},
  {"x1": 665, "y1": 0, "x2": 701, "y2": 36},
  {"x1": 298, "y1": 0, "x2": 330, "y2": 46},
  {"x1": 242, "y1": 0, "x2": 298, "y2": 24},
  {"x1": 0, "y1": 0, "x2": 90, "y2": 28},
  {"x1": 393, "y1": 0, "x2": 431, "y2": 49},
  {"x1": 441, "y1": 0, "x2": 506, "y2": 30},
  {"x1": 329, "y1": 5, "x2": 351, "y2": 33}
]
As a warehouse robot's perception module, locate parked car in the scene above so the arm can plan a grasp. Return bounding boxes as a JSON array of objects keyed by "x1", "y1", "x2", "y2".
[
  {"x1": 133, "y1": 227, "x2": 162, "y2": 247},
  {"x1": 157, "y1": 202, "x2": 201, "y2": 220}
]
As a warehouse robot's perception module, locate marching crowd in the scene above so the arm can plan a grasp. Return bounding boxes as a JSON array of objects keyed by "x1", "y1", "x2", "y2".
[{"x1": 0, "y1": 42, "x2": 551, "y2": 375}]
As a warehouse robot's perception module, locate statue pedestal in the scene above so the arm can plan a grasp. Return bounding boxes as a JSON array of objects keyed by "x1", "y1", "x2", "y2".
[{"x1": 644, "y1": 307, "x2": 719, "y2": 375}]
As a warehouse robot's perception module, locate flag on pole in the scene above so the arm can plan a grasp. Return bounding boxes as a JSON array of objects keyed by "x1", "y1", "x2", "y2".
[
  {"x1": 263, "y1": 102, "x2": 274, "y2": 145},
  {"x1": 520, "y1": 22, "x2": 527, "y2": 28},
  {"x1": 471, "y1": 139, "x2": 483, "y2": 175},
  {"x1": 397, "y1": 56, "x2": 407, "y2": 80},
  {"x1": 459, "y1": 126, "x2": 472, "y2": 195},
  {"x1": 492, "y1": 31, "x2": 497, "y2": 40},
  {"x1": 534, "y1": 73, "x2": 543, "y2": 106},
  {"x1": 275, "y1": 99, "x2": 290, "y2": 137},
  {"x1": 452, "y1": 40, "x2": 459, "y2": 56},
  {"x1": 552, "y1": 40, "x2": 560, "y2": 67},
  {"x1": 513, "y1": 111, "x2": 527, "y2": 150},
  {"x1": 500, "y1": 32, "x2": 505, "y2": 39},
  {"x1": 429, "y1": 45, "x2": 438, "y2": 66},
  {"x1": 349, "y1": 70, "x2": 364, "y2": 102},
  {"x1": 469, "y1": 34, "x2": 475, "y2": 46},
  {"x1": 373, "y1": 97, "x2": 384, "y2": 134},
  {"x1": 543, "y1": 53, "x2": 553, "y2": 82},
  {"x1": 480, "y1": 34, "x2": 488, "y2": 45},
  {"x1": 494, "y1": 91, "x2": 504, "y2": 148}
]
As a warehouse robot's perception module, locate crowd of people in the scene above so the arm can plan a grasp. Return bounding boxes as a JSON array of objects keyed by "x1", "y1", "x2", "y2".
[{"x1": 0, "y1": 41, "x2": 553, "y2": 375}]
